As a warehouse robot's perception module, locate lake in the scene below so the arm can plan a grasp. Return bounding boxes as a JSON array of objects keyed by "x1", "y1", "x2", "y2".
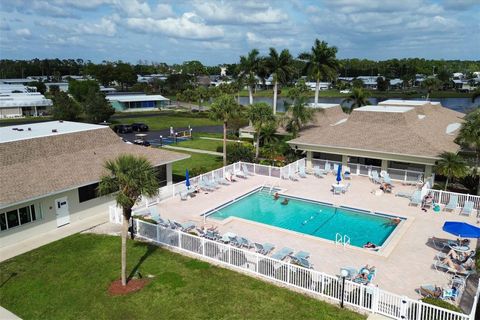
[{"x1": 238, "y1": 96, "x2": 480, "y2": 113}]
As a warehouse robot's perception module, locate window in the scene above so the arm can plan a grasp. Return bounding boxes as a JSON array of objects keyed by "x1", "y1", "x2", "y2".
[
  {"x1": 155, "y1": 165, "x2": 167, "y2": 187},
  {"x1": 78, "y1": 183, "x2": 99, "y2": 203},
  {"x1": 0, "y1": 204, "x2": 38, "y2": 231}
]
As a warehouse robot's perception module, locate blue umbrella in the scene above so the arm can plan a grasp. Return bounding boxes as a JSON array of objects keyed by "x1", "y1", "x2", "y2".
[
  {"x1": 442, "y1": 221, "x2": 480, "y2": 238},
  {"x1": 336, "y1": 164, "x2": 342, "y2": 184},
  {"x1": 185, "y1": 169, "x2": 191, "y2": 189}
]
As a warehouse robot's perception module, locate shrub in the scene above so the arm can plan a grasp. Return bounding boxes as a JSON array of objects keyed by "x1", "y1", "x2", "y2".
[
  {"x1": 190, "y1": 166, "x2": 209, "y2": 177},
  {"x1": 421, "y1": 297, "x2": 462, "y2": 313},
  {"x1": 226, "y1": 143, "x2": 254, "y2": 164}
]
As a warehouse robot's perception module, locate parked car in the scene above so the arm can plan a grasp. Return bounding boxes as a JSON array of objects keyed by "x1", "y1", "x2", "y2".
[
  {"x1": 133, "y1": 139, "x2": 151, "y2": 146},
  {"x1": 113, "y1": 124, "x2": 133, "y2": 133},
  {"x1": 131, "y1": 123, "x2": 149, "y2": 132},
  {"x1": 340, "y1": 89, "x2": 351, "y2": 94}
]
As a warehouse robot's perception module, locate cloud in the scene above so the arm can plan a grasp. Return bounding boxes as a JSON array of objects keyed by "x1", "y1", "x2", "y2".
[
  {"x1": 112, "y1": 0, "x2": 174, "y2": 19},
  {"x1": 16, "y1": 28, "x2": 32, "y2": 38},
  {"x1": 442, "y1": 0, "x2": 479, "y2": 11},
  {"x1": 246, "y1": 32, "x2": 293, "y2": 48},
  {"x1": 80, "y1": 17, "x2": 117, "y2": 36},
  {"x1": 126, "y1": 12, "x2": 224, "y2": 40},
  {"x1": 193, "y1": 1, "x2": 288, "y2": 25},
  {"x1": 0, "y1": 19, "x2": 10, "y2": 31}
]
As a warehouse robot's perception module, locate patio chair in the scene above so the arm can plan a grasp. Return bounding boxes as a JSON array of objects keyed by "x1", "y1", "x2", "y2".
[
  {"x1": 324, "y1": 163, "x2": 331, "y2": 174},
  {"x1": 443, "y1": 195, "x2": 458, "y2": 212},
  {"x1": 219, "y1": 232, "x2": 236, "y2": 244},
  {"x1": 298, "y1": 166, "x2": 307, "y2": 178},
  {"x1": 342, "y1": 183, "x2": 351, "y2": 194},
  {"x1": 293, "y1": 257, "x2": 314, "y2": 269},
  {"x1": 215, "y1": 174, "x2": 230, "y2": 185},
  {"x1": 383, "y1": 175, "x2": 393, "y2": 185},
  {"x1": 332, "y1": 185, "x2": 343, "y2": 195},
  {"x1": 173, "y1": 220, "x2": 196, "y2": 232},
  {"x1": 204, "y1": 230, "x2": 220, "y2": 241},
  {"x1": 271, "y1": 247, "x2": 294, "y2": 261},
  {"x1": 288, "y1": 173, "x2": 299, "y2": 181},
  {"x1": 409, "y1": 190, "x2": 422, "y2": 206},
  {"x1": 431, "y1": 237, "x2": 449, "y2": 251},
  {"x1": 234, "y1": 169, "x2": 247, "y2": 178},
  {"x1": 242, "y1": 164, "x2": 254, "y2": 176},
  {"x1": 418, "y1": 284, "x2": 443, "y2": 299},
  {"x1": 395, "y1": 191, "x2": 413, "y2": 198},
  {"x1": 199, "y1": 179, "x2": 215, "y2": 191},
  {"x1": 253, "y1": 242, "x2": 275, "y2": 255},
  {"x1": 371, "y1": 171, "x2": 381, "y2": 184},
  {"x1": 460, "y1": 201, "x2": 475, "y2": 216},
  {"x1": 313, "y1": 166, "x2": 326, "y2": 178},
  {"x1": 433, "y1": 260, "x2": 474, "y2": 278},
  {"x1": 343, "y1": 167, "x2": 351, "y2": 180},
  {"x1": 291, "y1": 251, "x2": 310, "y2": 262},
  {"x1": 180, "y1": 191, "x2": 188, "y2": 201},
  {"x1": 237, "y1": 236, "x2": 254, "y2": 249},
  {"x1": 204, "y1": 177, "x2": 220, "y2": 189},
  {"x1": 333, "y1": 163, "x2": 339, "y2": 174}
]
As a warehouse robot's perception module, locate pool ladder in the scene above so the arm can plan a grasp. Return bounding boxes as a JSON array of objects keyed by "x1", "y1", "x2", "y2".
[{"x1": 335, "y1": 233, "x2": 351, "y2": 249}]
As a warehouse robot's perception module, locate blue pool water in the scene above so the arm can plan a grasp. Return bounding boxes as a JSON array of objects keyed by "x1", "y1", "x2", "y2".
[{"x1": 207, "y1": 189, "x2": 401, "y2": 248}]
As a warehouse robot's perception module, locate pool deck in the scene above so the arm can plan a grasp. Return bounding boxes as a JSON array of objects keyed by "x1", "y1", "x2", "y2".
[{"x1": 151, "y1": 173, "x2": 479, "y2": 300}]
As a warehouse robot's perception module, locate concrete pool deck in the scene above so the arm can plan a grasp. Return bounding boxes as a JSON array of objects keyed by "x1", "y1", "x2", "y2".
[{"x1": 150, "y1": 173, "x2": 479, "y2": 300}]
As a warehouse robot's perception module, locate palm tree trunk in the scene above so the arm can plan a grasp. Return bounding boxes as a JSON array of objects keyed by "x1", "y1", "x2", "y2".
[
  {"x1": 248, "y1": 86, "x2": 253, "y2": 105},
  {"x1": 223, "y1": 121, "x2": 227, "y2": 166},
  {"x1": 273, "y1": 80, "x2": 278, "y2": 115},
  {"x1": 315, "y1": 79, "x2": 320, "y2": 106},
  {"x1": 121, "y1": 206, "x2": 132, "y2": 286},
  {"x1": 255, "y1": 132, "x2": 260, "y2": 159},
  {"x1": 426, "y1": 90, "x2": 430, "y2": 100},
  {"x1": 444, "y1": 177, "x2": 449, "y2": 191}
]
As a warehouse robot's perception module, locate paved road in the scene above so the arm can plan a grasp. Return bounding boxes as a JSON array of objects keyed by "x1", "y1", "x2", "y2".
[
  {"x1": 161, "y1": 145, "x2": 223, "y2": 156},
  {"x1": 117, "y1": 125, "x2": 222, "y2": 142}
]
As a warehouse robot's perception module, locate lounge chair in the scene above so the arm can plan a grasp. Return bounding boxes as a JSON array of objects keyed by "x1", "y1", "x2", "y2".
[
  {"x1": 234, "y1": 169, "x2": 247, "y2": 178},
  {"x1": 298, "y1": 167, "x2": 307, "y2": 178},
  {"x1": 294, "y1": 257, "x2": 314, "y2": 269},
  {"x1": 332, "y1": 185, "x2": 343, "y2": 195},
  {"x1": 271, "y1": 247, "x2": 294, "y2": 261},
  {"x1": 291, "y1": 251, "x2": 310, "y2": 262},
  {"x1": 395, "y1": 191, "x2": 413, "y2": 198},
  {"x1": 281, "y1": 172, "x2": 289, "y2": 180},
  {"x1": 313, "y1": 166, "x2": 326, "y2": 178},
  {"x1": 180, "y1": 191, "x2": 188, "y2": 200},
  {"x1": 236, "y1": 236, "x2": 254, "y2": 249},
  {"x1": 371, "y1": 171, "x2": 381, "y2": 184},
  {"x1": 433, "y1": 260, "x2": 474, "y2": 277},
  {"x1": 204, "y1": 177, "x2": 219, "y2": 189},
  {"x1": 409, "y1": 190, "x2": 422, "y2": 206},
  {"x1": 199, "y1": 179, "x2": 215, "y2": 191},
  {"x1": 419, "y1": 284, "x2": 443, "y2": 299},
  {"x1": 383, "y1": 175, "x2": 393, "y2": 185},
  {"x1": 460, "y1": 201, "x2": 475, "y2": 216},
  {"x1": 289, "y1": 173, "x2": 299, "y2": 181},
  {"x1": 343, "y1": 167, "x2": 351, "y2": 180},
  {"x1": 443, "y1": 195, "x2": 458, "y2": 212},
  {"x1": 431, "y1": 237, "x2": 449, "y2": 251},
  {"x1": 242, "y1": 164, "x2": 254, "y2": 176},
  {"x1": 204, "y1": 230, "x2": 220, "y2": 240},
  {"x1": 353, "y1": 266, "x2": 376, "y2": 284},
  {"x1": 253, "y1": 242, "x2": 275, "y2": 255},
  {"x1": 173, "y1": 220, "x2": 196, "y2": 232},
  {"x1": 342, "y1": 183, "x2": 351, "y2": 193},
  {"x1": 215, "y1": 175, "x2": 230, "y2": 185}
]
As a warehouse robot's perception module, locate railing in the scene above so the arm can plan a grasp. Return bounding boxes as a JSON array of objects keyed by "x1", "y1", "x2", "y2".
[
  {"x1": 387, "y1": 168, "x2": 424, "y2": 183},
  {"x1": 133, "y1": 218, "x2": 476, "y2": 320},
  {"x1": 428, "y1": 189, "x2": 480, "y2": 210}
]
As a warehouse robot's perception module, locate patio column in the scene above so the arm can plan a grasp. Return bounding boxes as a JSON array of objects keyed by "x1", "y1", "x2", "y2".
[
  {"x1": 306, "y1": 151, "x2": 313, "y2": 170},
  {"x1": 381, "y1": 159, "x2": 388, "y2": 172},
  {"x1": 424, "y1": 165, "x2": 433, "y2": 180},
  {"x1": 341, "y1": 155, "x2": 348, "y2": 166},
  {"x1": 166, "y1": 163, "x2": 173, "y2": 185}
]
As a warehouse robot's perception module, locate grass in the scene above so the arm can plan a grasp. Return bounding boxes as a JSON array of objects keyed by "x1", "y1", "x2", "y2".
[
  {"x1": 176, "y1": 137, "x2": 239, "y2": 152},
  {"x1": 111, "y1": 111, "x2": 220, "y2": 131},
  {"x1": 0, "y1": 234, "x2": 364, "y2": 320},
  {"x1": 170, "y1": 150, "x2": 223, "y2": 179}
]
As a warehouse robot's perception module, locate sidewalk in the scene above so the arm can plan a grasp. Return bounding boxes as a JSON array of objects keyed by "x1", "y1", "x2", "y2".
[
  {"x1": 0, "y1": 306, "x2": 21, "y2": 319},
  {"x1": 162, "y1": 145, "x2": 223, "y2": 156},
  {"x1": 0, "y1": 213, "x2": 108, "y2": 262}
]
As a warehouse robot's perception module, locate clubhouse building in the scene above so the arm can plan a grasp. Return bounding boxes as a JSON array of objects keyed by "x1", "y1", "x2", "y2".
[{"x1": 0, "y1": 121, "x2": 187, "y2": 248}]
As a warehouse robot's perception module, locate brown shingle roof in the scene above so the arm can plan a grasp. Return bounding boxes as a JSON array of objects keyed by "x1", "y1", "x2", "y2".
[
  {"x1": 0, "y1": 127, "x2": 188, "y2": 206},
  {"x1": 289, "y1": 103, "x2": 464, "y2": 159}
]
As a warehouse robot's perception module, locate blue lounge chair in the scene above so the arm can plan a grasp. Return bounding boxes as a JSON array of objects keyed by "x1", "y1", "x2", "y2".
[
  {"x1": 409, "y1": 190, "x2": 422, "y2": 206},
  {"x1": 460, "y1": 201, "x2": 475, "y2": 216},
  {"x1": 253, "y1": 242, "x2": 275, "y2": 255},
  {"x1": 237, "y1": 236, "x2": 254, "y2": 249},
  {"x1": 291, "y1": 251, "x2": 310, "y2": 261},
  {"x1": 343, "y1": 167, "x2": 351, "y2": 180},
  {"x1": 383, "y1": 175, "x2": 393, "y2": 184},
  {"x1": 443, "y1": 195, "x2": 458, "y2": 211},
  {"x1": 204, "y1": 230, "x2": 219, "y2": 240},
  {"x1": 271, "y1": 247, "x2": 294, "y2": 261},
  {"x1": 298, "y1": 166, "x2": 307, "y2": 178},
  {"x1": 295, "y1": 257, "x2": 314, "y2": 269},
  {"x1": 173, "y1": 220, "x2": 196, "y2": 232}
]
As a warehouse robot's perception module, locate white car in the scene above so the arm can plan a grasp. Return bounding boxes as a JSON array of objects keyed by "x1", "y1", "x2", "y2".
[{"x1": 339, "y1": 90, "x2": 351, "y2": 94}]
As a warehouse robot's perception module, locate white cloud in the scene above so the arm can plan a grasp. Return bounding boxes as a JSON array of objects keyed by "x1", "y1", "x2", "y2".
[
  {"x1": 0, "y1": 19, "x2": 10, "y2": 31},
  {"x1": 246, "y1": 32, "x2": 292, "y2": 48},
  {"x1": 112, "y1": 0, "x2": 174, "y2": 19},
  {"x1": 16, "y1": 28, "x2": 31, "y2": 38},
  {"x1": 126, "y1": 12, "x2": 224, "y2": 40},
  {"x1": 80, "y1": 17, "x2": 117, "y2": 36},
  {"x1": 443, "y1": 0, "x2": 479, "y2": 11}
]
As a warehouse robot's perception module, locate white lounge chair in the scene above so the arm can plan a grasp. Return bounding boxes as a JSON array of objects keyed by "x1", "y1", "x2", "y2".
[
  {"x1": 443, "y1": 195, "x2": 458, "y2": 212},
  {"x1": 313, "y1": 166, "x2": 326, "y2": 178},
  {"x1": 234, "y1": 169, "x2": 247, "y2": 178},
  {"x1": 460, "y1": 201, "x2": 475, "y2": 216},
  {"x1": 298, "y1": 166, "x2": 307, "y2": 178},
  {"x1": 242, "y1": 164, "x2": 254, "y2": 176},
  {"x1": 409, "y1": 190, "x2": 422, "y2": 206}
]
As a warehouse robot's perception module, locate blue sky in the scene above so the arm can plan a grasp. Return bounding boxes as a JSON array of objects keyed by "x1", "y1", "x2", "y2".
[{"x1": 0, "y1": 0, "x2": 479, "y2": 65}]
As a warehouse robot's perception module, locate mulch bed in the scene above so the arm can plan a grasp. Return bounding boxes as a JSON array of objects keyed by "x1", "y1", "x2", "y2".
[{"x1": 108, "y1": 279, "x2": 150, "y2": 296}]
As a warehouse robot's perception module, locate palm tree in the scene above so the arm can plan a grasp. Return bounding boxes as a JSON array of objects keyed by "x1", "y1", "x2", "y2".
[
  {"x1": 421, "y1": 77, "x2": 442, "y2": 100},
  {"x1": 435, "y1": 152, "x2": 469, "y2": 191},
  {"x1": 247, "y1": 102, "x2": 276, "y2": 159},
  {"x1": 342, "y1": 88, "x2": 370, "y2": 113},
  {"x1": 265, "y1": 48, "x2": 294, "y2": 114},
  {"x1": 209, "y1": 94, "x2": 242, "y2": 165},
  {"x1": 281, "y1": 96, "x2": 316, "y2": 138},
  {"x1": 455, "y1": 109, "x2": 480, "y2": 194},
  {"x1": 98, "y1": 154, "x2": 159, "y2": 286},
  {"x1": 238, "y1": 49, "x2": 260, "y2": 105},
  {"x1": 298, "y1": 39, "x2": 339, "y2": 106}
]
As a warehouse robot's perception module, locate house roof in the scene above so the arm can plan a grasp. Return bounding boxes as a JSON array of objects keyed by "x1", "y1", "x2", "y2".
[
  {"x1": 0, "y1": 123, "x2": 188, "y2": 207},
  {"x1": 105, "y1": 94, "x2": 169, "y2": 103},
  {"x1": 288, "y1": 101, "x2": 464, "y2": 160}
]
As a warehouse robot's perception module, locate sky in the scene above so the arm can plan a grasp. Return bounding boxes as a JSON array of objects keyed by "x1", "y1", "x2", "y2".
[{"x1": 0, "y1": 0, "x2": 479, "y2": 65}]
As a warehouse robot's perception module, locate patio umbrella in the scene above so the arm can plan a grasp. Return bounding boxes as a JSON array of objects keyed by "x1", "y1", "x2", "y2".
[
  {"x1": 185, "y1": 169, "x2": 191, "y2": 189},
  {"x1": 442, "y1": 221, "x2": 480, "y2": 238},
  {"x1": 336, "y1": 164, "x2": 342, "y2": 184}
]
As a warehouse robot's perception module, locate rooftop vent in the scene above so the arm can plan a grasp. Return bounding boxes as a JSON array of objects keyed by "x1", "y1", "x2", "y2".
[
  {"x1": 12, "y1": 128, "x2": 18, "y2": 131},
  {"x1": 52, "y1": 129, "x2": 58, "y2": 133},
  {"x1": 28, "y1": 127, "x2": 31, "y2": 131},
  {"x1": 59, "y1": 120, "x2": 63, "y2": 123}
]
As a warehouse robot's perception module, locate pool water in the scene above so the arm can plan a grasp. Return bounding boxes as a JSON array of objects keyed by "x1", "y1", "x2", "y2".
[{"x1": 207, "y1": 189, "x2": 400, "y2": 248}]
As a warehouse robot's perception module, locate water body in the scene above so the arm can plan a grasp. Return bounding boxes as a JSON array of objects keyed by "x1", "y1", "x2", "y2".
[{"x1": 238, "y1": 96, "x2": 480, "y2": 113}]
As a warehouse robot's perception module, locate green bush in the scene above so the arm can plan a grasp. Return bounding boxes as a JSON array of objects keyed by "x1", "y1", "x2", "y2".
[
  {"x1": 216, "y1": 145, "x2": 224, "y2": 153},
  {"x1": 421, "y1": 297, "x2": 462, "y2": 313},
  {"x1": 227, "y1": 143, "x2": 254, "y2": 164},
  {"x1": 190, "y1": 166, "x2": 209, "y2": 177}
]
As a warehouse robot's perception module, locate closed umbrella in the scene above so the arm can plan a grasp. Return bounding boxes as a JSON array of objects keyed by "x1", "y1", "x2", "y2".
[
  {"x1": 336, "y1": 164, "x2": 342, "y2": 184},
  {"x1": 185, "y1": 169, "x2": 191, "y2": 189},
  {"x1": 442, "y1": 221, "x2": 480, "y2": 238}
]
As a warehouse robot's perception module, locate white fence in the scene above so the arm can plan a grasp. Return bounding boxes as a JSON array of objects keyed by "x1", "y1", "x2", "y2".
[
  {"x1": 133, "y1": 218, "x2": 478, "y2": 320},
  {"x1": 311, "y1": 159, "x2": 424, "y2": 183},
  {"x1": 428, "y1": 189, "x2": 480, "y2": 210}
]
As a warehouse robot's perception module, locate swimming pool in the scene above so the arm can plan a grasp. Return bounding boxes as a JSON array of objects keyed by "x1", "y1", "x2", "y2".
[{"x1": 206, "y1": 188, "x2": 402, "y2": 248}]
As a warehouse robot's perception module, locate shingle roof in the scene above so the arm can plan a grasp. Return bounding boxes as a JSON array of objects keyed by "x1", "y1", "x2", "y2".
[
  {"x1": 288, "y1": 101, "x2": 464, "y2": 159},
  {"x1": 0, "y1": 126, "x2": 188, "y2": 206}
]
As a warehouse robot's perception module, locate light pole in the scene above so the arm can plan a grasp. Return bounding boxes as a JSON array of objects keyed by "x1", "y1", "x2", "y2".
[
  {"x1": 159, "y1": 135, "x2": 163, "y2": 147},
  {"x1": 340, "y1": 269, "x2": 349, "y2": 308}
]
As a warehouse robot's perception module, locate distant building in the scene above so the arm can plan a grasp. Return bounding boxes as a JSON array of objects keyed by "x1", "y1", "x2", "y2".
[
  {"x1": 106, "y1": 93, "x2": 170, "y2": 112},
  {"x1": 389, "y1": 78, "x2": 404, "y2": 89},
  {"x1": 356, "y1": 76, "x2": 379, "y2": 89},
  {"x1": 304, "y1": 81, "x2": 331, "y2": 91},
  {"x1": 45, "y1": 82, "x2": 69, "y2": 92},
  {"x1": 0, "y1": 92, "x2": 52, "y2": 118}
]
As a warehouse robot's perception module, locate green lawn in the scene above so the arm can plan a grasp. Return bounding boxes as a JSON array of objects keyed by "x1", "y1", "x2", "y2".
[
  {"x1": 176, "y1": 137, "x2": 238, "y2": 152},
  {"x1": 112, "y1": 111, "x2": 220, "y2": 131},
  {"x1": 0, "y1": 234, "x2": 364, "y2": 320},
  {"x1": 170, "y1": 150, "x2": 223, "y2": 179}
]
